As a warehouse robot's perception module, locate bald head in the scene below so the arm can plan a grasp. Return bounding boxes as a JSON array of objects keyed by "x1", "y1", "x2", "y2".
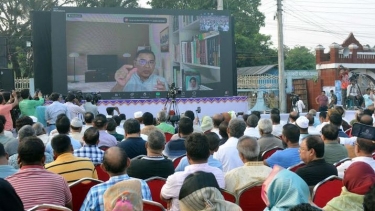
[
  {"x1": 212, "y1": 114, "x2": 224, "y2": 128},
  {"x1": 360, "y1": 115, "x2": 374, "y2": 126},
  {"x1": 102, "y1": 147, "x2": 129, "y2": 176},
  {"x1": 289, "y1": 111, "x2": 299, "y2": 122},
  {"x1": 222, "y1": 113, "x2": 231, "y2": 123}
]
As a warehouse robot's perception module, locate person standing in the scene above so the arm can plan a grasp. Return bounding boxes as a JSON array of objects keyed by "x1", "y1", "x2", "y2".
[
  {"x1": 45, "y1": 93, "x2": 70, "y2": 134},
  {"x1": 315, "y1": 91, "x2": 329, "y2": 112},
  {"x1": 18, "y1": 89, "x2": 44, "y2": 117},
  {"x1": 329, "y1": 90, "x2": 338, "y2": 108},
  {"x1": 0, "y1": 91, "x2": 18, "y2": 132},
  {"x1": 339, "y1": 67, "x2": 350, "y2": 109},
  {"x1": 296, "y1": 96, "x2": 305, "y2": 113}
]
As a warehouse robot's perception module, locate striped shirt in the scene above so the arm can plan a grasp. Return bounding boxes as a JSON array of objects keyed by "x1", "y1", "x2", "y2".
[
  {"x1": 80, "y1": 174, "x2": 152, "y2": 211},
  {"x1": 74, "y1": 144, "x2": 104, "y2": 165},
  {"x1": 45, "y1": 153, "x2": 98, "y2": 184},
  {"x1": 6, "y1": 165, "x2": 72, "y2": 210}
]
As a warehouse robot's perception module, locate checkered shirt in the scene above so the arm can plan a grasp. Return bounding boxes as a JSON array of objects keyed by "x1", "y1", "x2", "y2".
[
  {"x1": 73, "y1": 145, "x2": 104, "y2": 165},
  {"x1": 79, "y1": 174, "x2": 151, "y2": 211}
]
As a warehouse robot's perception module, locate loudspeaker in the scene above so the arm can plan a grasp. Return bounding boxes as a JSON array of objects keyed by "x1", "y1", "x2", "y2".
[
  {"x1": 0, "y1": 37, "x2": 7, "y2": 68},
  {"x1": 0, "y1": 68, "x2": 14, "y2": 90}
]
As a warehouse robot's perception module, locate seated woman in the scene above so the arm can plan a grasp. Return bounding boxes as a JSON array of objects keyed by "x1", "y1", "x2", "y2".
[
  {"x1": 262, "y1": 165, "x2": 312, "y2": 211},
  {"x1": 324, "y1": 161, "x2": 375, "y2": 211}
]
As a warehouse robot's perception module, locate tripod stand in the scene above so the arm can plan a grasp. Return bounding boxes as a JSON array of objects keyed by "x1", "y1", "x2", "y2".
[{"x1": 164, "y1": 96, "x2": 180, "y2": 126}]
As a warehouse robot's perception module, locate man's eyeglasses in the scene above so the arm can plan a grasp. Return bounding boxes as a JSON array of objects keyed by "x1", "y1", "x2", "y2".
[{"x1": 136, "y1": 59, "x2": 155, "y2": 67}]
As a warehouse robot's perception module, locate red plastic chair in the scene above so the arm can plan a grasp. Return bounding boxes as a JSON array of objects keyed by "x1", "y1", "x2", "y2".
[
  {"x1": 344, "y1": 128, "x2": 352, "y2": 137},
  {"x1": 99, "y1": 146, "x2": 109, "y2": 151},
  {"x1": 287, "y1": 162, "x2": 306, "y2": 172},
  {"x1": 145, "y1": 177, "x2": 167, "y2": 208},
  {"x1": 95, "y1": 165, "x2": 110, "y2": 182},
  {"x1": 164, "y1": 133, "x2": 173, "y2": 142},
  {"x1": 237, "y1": 182, "x2": 266, "y2": 211},
  {"x1": 143, "y1": 200, "x2": 166, "y2": 211},
  {"x1": 312, "y1": 175, "x2": 343, "y2": 208},
  {"x1": 220, "y1": 189, "x2": 237, "y2": 203},
  {"x1": 172, "y1": 154, "x2": 186, "y2": 168},
  {"x1": 333, "y1": 158, "x2": 351, "y2": 167},
  {"x1": 69, "y1": 178, "x2": 103, "y2": 211},
  {"x1": 261, "y1": 147, "x2": 283, "y2": 160},
  {"x1": 372, "y1": 152, "x2": 375, "y2": 160},
  {"x1": 27, "y1": 204, "x2": 72, "y2": 211}
]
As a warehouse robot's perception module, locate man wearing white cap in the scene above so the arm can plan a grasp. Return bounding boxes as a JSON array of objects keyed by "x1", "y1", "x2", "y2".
[
  {"x1": 295, "y1": 116, "x2": 310, "y2": 144},
  {"x1": 134, "y1": 111, "x2": 145, "y2": 130},
  {"x1": 70, "y1": 117, "x2": 84, "y2": 145}
]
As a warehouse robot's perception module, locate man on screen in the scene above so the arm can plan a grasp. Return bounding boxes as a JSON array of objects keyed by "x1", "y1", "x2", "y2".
[{"x1": 111, "y1": 49, "x2": 169, "y2": 92}]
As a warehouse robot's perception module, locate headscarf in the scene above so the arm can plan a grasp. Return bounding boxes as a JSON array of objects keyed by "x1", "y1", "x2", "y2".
[
  {"x1": 0, "y1": 178, "x2": 24, "y2": 211},
  {"x1": 103, "y1": 179, "x2": 143, "y2": 211},
  {"x1": 179, "y1": 171, "x2": 242, "y2": 211},
  {"x1": 262, "y1": 167, "x2": 310, "y2": 211},
  {"x1": 344, "y1": 161, "x2": 375, "y2": 195}
]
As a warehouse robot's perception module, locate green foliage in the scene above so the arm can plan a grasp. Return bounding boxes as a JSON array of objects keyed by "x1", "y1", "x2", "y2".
[
  {"x1": 75, "y1": 0, "x2": 138, "y2": 8},
  {"x1": 284, "y1": 45, "x2": 315, "y2": 70}
]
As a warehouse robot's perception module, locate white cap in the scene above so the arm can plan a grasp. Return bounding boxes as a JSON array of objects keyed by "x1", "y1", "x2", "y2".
[
  {"x1": 134, "y1": 111, "x2": 143, "y2": 118},
  {"x1": 29, "y1": 116, "x2": 38, "y2": 123},
  {"x1": 70, "y1": 117, "x2": 83, "y2": 127},
  {"x1": 296, "y1": 116, "x2": 309, "y2": 129}
]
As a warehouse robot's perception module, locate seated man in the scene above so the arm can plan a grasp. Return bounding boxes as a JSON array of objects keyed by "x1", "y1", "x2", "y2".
[
  {"x1": 6, "y1": 137, "x2": 72, "y2": 210},
  {"x1": 69, "y1": 117, "x2": 84, "y2": 145},
  {"x1": 93, "y1": 114, "x2": 117, "y2": 148},
  {"x1": 225, "y1": 136, "x2": 272, "y2": 194},
  {"x1": 140, "y1": 112, "x2": 159, "y2": 136},
  {"x1": 45, "y1": 134, "x2": 98, "y2": 184},
  {"x1": 264, "y1": 124, "x2": 301, "y2": 169},
  {"x1": 155, "y1": 110, "x2": 175, "y2": 134},
  {"x1": 175, "y1": 132, "x2": 222, "y2": 171},
  {"x1": 80, "y1": 146, "x2": 151, "y2": 210},
  {"x1": 127, "y1": 130, "x2": 174, "y2": 179},
  {"x1": 0, "y1": 143, "x2": 17, "y2": 178},
  {"x1": 296, "y1": 136, "x2": 338, "y2": 186},
  {"x1": 257, "y1": 119, "x2": 284, "y2": 156},
  {"x1": 321, "y1": 124, "x2": 348, "y2": 165},
  {"x1": 161, "y1": 133, "x2": 224, "y2": 211},
  {"x1": 243, "y1": 114, "x2": 260, "y2": 138},
  {"x1": 106, "y1": 118, "x2": 124, "y2": 142},
  {"x1": 118, "y1": 118, "x2": 147, "y2": 159},
  {"x1": 163, "y1": 117, "x2": 193, "y2": 159},
  {"x1": 74, "y1": 127, "x2": 104, "y2": 165}
]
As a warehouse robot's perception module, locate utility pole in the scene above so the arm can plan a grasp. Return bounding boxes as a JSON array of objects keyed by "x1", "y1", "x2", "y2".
[
  {"x1": 217, "y1": 0, "x2": 223, "y2": 10},
  {"x1": 277, "y1": 0, "x2": 286, "y2": 113}
]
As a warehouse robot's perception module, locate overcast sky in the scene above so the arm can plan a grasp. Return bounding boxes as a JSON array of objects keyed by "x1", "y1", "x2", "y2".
[{"x1": 138, "y1": 0, "x2": 375, "y2": 51}]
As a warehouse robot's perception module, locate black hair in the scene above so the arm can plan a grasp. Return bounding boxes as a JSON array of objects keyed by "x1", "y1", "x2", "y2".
[
  {"x1": 106, "y1": 118, "x2": 117, "y2": 131},
  {"x1": 329, "y1": 113, "x2": 342, "y2": 127},
  {"x1": 18, "y1": 137, "x2": 45, "y2": 165},
  {"x1": 106, "y1": 107, "x2": 115, "y2": 116},
  {"x1": 364, "y1": 109, "x2": 374, "y2": 116},
  {"x1": 94, "y1": 114, "x2": 107, "y2": 128},
  {"x1": 112, "y1": 115, "x2": 121, "y2": 126},
  {"x1": 15, "y1": 116, "x2": 33, "y2": 132},
  {"x1": 66, "y1": 93, "x2": 75, "y2": 102},
  {"x1": 270, "y1": 114, "x2": 280, "y2": 124},
  {"x1": 119, "y1": 114, "x2": 126, "y2": 121},
  {"x1": 0, "y1": 119, "x2": 4, "y2": 133},
  {"x1": 321, "y1": 124, "x2": 339, "y2": 140},
  {"x1": 102, "y1": 147, "x2": 129, "y2": 174},
  {"x1": 319, "y1": 111, "x2": 327, "y2": 119},
  {"x1": 270, "y1": 108, "x2": 280, "y2": 115},
  {"x1": 178, "y1": 117, "x2": 194, "y2": 135},
  {"x1": 205, "y1": 132, "x2": 220, "y2": 151},
  {"x1": 49, "y1": 92, "x2": 60, "y2": 101},
  {"x1": 124, "y1": 118, "x2": 140, "y2": 134},
  {"x1": 135, "y1": 49, "x2": 155, "y2": 60},
  {"x1": 219, "y1": 121, "x2": 229, "y2": 139},
  {"x1": 84, "y1": 112, "x2": 94, "y2": 123},
  {"x1": 85, "y1": 94, "x2": 93, "y2": 102},
  {"x1": 83, "y1": 127, "x2": 100, "y2": 145},
  {"x1": 142, "y1": 112, "x2": 154, "y2": 126},
  {"x1": 251, "y1": 111, "x2": 261, "y2": 120},
  {"x1": 190, "y1": 77, "x2": 196, "y2": 82},
  {"x1": 185, "y1": 133, "x2": 210, "y2": 161},
  {"x1": 51, "y1": 134, "x2": 71, "y2": 154},
  {"x1": 289, "y1": 203, "x2": 322, "y2": 211},
  {"x1": 305, "y1": 136, "x2": 325, "y2": 158},
  {"x1": 364, "y1": 185, "x2": 375, "y2": 211},
  {"x1": 20, "y1": 89, "x2": 30, "y2": 99},
  {"x1": 0, "y1": 143, "x2": 6, "y2": 157},
  {"x1": 0, "y1": 95, "x2": 4, "y2": 104},
  {"x1": 357, "y1": 138, "x2": 375, "y2": 154},
  {"x1": 282, "y1": 124, "x2": 300, "y2": 143},
  {"x1": 246, "y1": 114, "x2": 259, "y2": 127},
  {"x1": 305, "y1": 114, "x2": 314, "y2": 126},
  {"x1": 56, "y1": 116, "x2": 70, "y2": 134},
  {"x1": 184, "y1": 110, "x2": 195, "y2": 121}
]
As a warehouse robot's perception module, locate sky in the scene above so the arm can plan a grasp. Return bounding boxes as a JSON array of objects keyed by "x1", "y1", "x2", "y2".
[{"x1": 138, "y1": 0, "x2": 375, "y2": 51}]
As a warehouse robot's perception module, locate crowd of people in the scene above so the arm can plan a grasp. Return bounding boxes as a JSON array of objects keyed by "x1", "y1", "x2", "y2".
[{"x1": 1, "y1": 88, "x2": 375, "y2": 211}]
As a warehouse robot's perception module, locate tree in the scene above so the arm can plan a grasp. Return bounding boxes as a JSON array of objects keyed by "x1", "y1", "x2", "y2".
[
  {"x1": 284, "y1": 45, "x2": 315, "y2": 70},
  {"x1": 148, "y1": 0, "x2": 277, "y2": 67},
  {"x1": 75, "y1": 0, "x2": 138, "y2": 8}
]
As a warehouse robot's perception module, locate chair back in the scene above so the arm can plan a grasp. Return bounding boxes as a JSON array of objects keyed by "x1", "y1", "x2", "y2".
[
  {"x1": 287, "y1": 162, "x2": 306, "y2": 172},
  {"x1": 261, "y1": 147, "x2": 283, "y2": 160},
  {"x1": 99, "y1": 146, "x2": 109, "y2": 151},
  {"x1": 145, "y1": 177, "x2": 167, "y2": 208},
  {"x1": 372, "y1": 152, "x2": 375, "y2": 160},
  {"x1": 143, "y1": 200, "x2": 166, "y2": 211},
  {"x1": 131, "y1": 155, "x2": 146, "y2": 160},
  {"x1": 344, "y1": 128, "x2": 352, "y2": 137},
  {"x1": 69, "y1": 178, "x2": 103, "y2": 211},
  {"x1": 95, "y1": 165, "x2": 110, "y2": 181},
  {"x1": 172, "y1": 154, "x2": 186, "y2": 168},
  {"x1": 164, "y1": 133, "x2": 173, "y2": 142},
  {"x1": 312, "y1": 176, "x2": 343, "y2": 208},
  {"x1": 237, "y1": 182, "x2": 265, "y2": 211},
  {"x1": 27, "y1": 204, "x2": 72, "y2": 211},
  {"x1": 333, "y1": 158, "x2": 351, "y2": 167},
  {"x1": 220, "y1": 189, "x2": 237, "y2": 203}
]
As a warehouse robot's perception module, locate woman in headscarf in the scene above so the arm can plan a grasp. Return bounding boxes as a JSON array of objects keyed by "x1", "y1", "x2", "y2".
[
  {"x1": 323, "y1": 161, "x2": 375, "y2": 211},
  {"x1": 262, "y1": 166, "x2": 311, "y2": 211}
]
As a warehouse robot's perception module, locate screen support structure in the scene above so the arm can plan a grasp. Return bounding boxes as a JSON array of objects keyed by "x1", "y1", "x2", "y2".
[{"x1": 165, "y1": 93, "x2": 180, "y2": 127}]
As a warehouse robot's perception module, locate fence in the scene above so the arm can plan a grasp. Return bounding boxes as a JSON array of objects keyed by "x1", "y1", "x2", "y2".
[{"x1": 14, "y1": 77, "x2": 30, "y2": 91}]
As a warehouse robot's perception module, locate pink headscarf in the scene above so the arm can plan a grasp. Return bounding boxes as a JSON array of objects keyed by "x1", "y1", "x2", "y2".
[{"x1": 344, "y1": 162, "x2": 375, "y2": 195}]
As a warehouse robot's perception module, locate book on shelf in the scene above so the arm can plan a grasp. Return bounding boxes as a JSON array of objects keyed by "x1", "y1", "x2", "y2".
[{"x1": 182, "y1": 15, "x2": 198, "y2": 27}]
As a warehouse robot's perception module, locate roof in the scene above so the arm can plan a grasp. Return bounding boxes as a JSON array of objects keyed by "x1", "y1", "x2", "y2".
[{"x1": 237, "y1": 64, "x2": 277, "y2": 75}]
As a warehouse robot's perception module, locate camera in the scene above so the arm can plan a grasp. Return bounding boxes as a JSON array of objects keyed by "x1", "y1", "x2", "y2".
[
  {"x1": 196, "y1": 107, "x2": 201, "y2": 113},
  {"x1": 167, "y1": 83, "x2": 181, "y2": 99},
  {"x1": 349, "y1": 72, "x2": 359, "y2": 82},
  {"x1": 290, "y1": 94, "x2": 299, "y2": 106},
  {"x1": 91, "y1": 92, "x2": 101, "y2": 104}
]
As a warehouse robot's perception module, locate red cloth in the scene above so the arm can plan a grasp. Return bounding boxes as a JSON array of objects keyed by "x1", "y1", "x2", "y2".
[
  {"x1": 340, "y1": 72, "x2": 350, "y2": 89},
  {"x1": 344, "y1": 162, "x2": 375, "y2": 195}
]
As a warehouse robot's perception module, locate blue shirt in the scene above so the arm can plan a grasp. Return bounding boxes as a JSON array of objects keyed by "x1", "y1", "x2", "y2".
[
  {"x1": 265, "y1": 148, "x2": 301, "y2": 169},
  {"x1": 163, "y1": 138, "x2": 186, "y2": 159},
  {"x1": 313, "y1": 117, "x2": 320, "y2": 127},
  {"x1": 80, "y1": 174, "x2": 151, "y2": 211},
  {"x1": 8, "y1": 152, "x2": 54, "y2": 169},
  {"x1": 45, "y1": 101, "x2": 71, "y2": 124},
  {"x1": 123, "y1": 73, "x2": 169, "y2": 92},
  {"x1": 0, "y1": 165, "x2": 18, "y2": 178},
  {"x1": 74, "y1": 145, "x2": 104, "y2": 165},
  {"x1": 46, "y1": 135, "x2": 82, "y2": 154},
  {"x1": 363, "y1": 94, "x2": 374, "y2": 108},
  {"x1": 175, "y1": 155, "x2": 223, "y2": 172}
]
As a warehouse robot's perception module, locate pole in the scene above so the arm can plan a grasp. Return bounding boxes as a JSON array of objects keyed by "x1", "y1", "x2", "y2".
[
  {"x1": 217, "y1": 0, "x2": 223, "y2": 10},
  {"x1": 277, "y1": 0, "x2": 286, "y2": 113}
]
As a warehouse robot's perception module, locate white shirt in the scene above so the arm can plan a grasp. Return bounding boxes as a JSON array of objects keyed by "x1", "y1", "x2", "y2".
[
  {"x1": 211, "y1": 128, "x2": 222, "y2": 138},
  {"x1": 116, "y1": 126, "x2": 125, "y2": 135},
  {"x1": 308, "y1": 126, "x2": 320, "y2": 135},
  {"x1": 244, "y1": 127, "x2": 260, "y2": 138},
  {"x1": 272, "y1": 124, "x2": 283, "y2": 137},
  {"x1": 213, "y1": 137, "x2": 243, "y2": 173},
  {"x1": 161, "y1": 163, "x2": 225, "y2": 211},
  {"x1": 64, "y1": 102, "x2": 85, "y2": 120},
  {"x1": 37, "y1": 134, "x2": 49, "y2": 145},
  {"x1": 297, "y1": 100, "x2": 305, "y2": 113},
  {"x1": 337, "y1": 156, "x2": 375, "y2": 178},
  {"x1": 316, "y1": 122, "x2": 329, "y2": 133}
]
